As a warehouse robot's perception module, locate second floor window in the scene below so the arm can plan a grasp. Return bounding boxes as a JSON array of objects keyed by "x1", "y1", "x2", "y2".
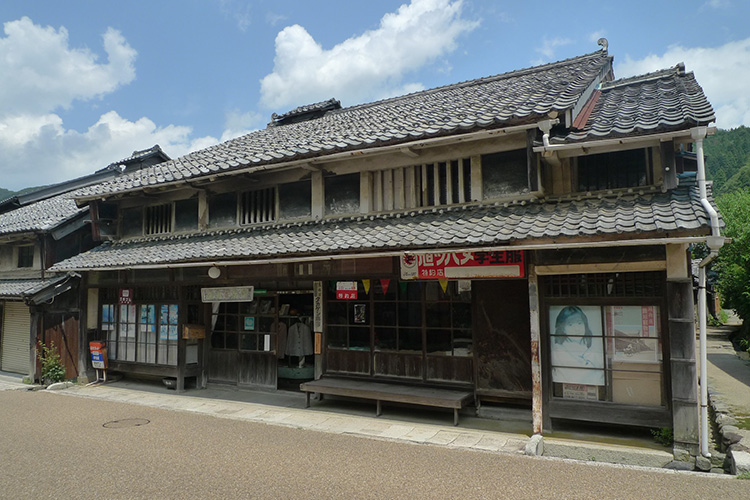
[
  {"x1": 17, "y1": 246, "x2": 33, "y2": 268},
  {"x1": 145, "y1": 204, "x2": 172, "y2": 235},
  {"x1": 370, "y1": 159, "x2": 472, "y2": 212},
  {"x1": 577, "y1": 149, "x2": 650, "y2": 192},
  {"x1": 241, "y1": 187, "x2": 276, "y2": 225}
]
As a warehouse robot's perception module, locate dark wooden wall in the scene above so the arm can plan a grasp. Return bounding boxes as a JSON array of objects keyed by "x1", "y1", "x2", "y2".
[{"x1": 473, "y1": 280, "x2": 532, "y2": 399}]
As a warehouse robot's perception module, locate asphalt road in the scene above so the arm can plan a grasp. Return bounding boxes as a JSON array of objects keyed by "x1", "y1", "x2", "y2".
[{"x1": 0, "y1": 390, "x2": 747, "y2": 499}]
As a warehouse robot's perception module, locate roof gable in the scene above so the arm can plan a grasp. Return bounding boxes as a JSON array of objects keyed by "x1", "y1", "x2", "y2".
[{"x1": 559, "y1": 64, "x2": 715, "y2": 143}]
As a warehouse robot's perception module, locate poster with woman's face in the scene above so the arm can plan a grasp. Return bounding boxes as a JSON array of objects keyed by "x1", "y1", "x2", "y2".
[{"x1": 549, "y1": 305, "x2": 605, "y2": 386}]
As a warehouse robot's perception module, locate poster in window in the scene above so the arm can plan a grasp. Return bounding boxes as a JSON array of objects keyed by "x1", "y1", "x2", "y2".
[
  {"x1": 102, "y1": 305, "x2": 114, "y2": 330},
  {"x1": 244, "y1": 316, "x2": 255, "y2": 331},
  {"x1": 606, "y1": 306, "x2": 659, "y2": 363},
  {"x1": 549, "y1": 305, "x2": 605, "y2": 386},
  {"x1": 354, "y1": 304, "x2": 366, "y2": 324},
  {"x1": 169, "y1": 305, "x2": 179, "y2": 325}
]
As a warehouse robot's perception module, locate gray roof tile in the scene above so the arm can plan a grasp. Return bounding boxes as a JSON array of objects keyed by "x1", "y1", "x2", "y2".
[
  {"x1": 51, "y1": 183, "x2": 717, "y2": 271},
  {"x1": 559, "y1": 64, "x2": 714, "y2": 143},
  {"x1": 0, "y1": 193, "x2": 85, "y2": 236},
  {"x1": 0, "y1": 276, "x2": 67, "y2": 298},
  {"x1": 73, "y1": 50, "x2": 612, "y2": 200}
]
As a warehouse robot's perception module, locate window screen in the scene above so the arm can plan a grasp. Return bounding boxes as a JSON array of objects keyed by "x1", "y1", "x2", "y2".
[
  {"x1": 482, "y1": 149, "x2": 529, "y2": 199},
  {"x1": 325, "y1": 174, "x2": 360, "y2": 214},
  {"x1": 209, "y1": 192, "x2": 237, "y2": 228},
  {"x1": 279, "y1": 180, "x2": 312, "y2": 219},
  {"x1": 174, "y1": 198, "x2": 199, "y2": 232}
]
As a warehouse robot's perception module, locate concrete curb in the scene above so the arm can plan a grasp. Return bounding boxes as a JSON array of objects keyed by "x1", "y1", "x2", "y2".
[
  {"x1": 542, "y1": 437, "x2": 673, "y2": 468},
  {"x1": 45, "y1": 381, "x2": 75, "y2": 391}
]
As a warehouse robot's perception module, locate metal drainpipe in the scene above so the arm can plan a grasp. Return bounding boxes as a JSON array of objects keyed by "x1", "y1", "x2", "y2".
[{"x1": 692, "y1": 126, "x2": 725, "y2": 458}]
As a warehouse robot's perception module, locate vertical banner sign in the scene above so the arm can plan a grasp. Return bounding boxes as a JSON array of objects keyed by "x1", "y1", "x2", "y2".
[
  {"x1": 336, "y1": 281, "x2": 358, "y2": 300},
  {"x1": 313, "y1": 281, "x2": 323, "y2": 332},
  {"x1": 119, "y1": 288, "x2": 133, "y2": 305},
  {"x1": 400, "y1": 250, "x2": 525, "y2": 280}
]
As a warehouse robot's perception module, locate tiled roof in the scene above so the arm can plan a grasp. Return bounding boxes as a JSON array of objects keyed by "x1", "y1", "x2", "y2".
[
  {"x1": 0, "y1": 278, "x2": 54, "y2": 298},
  {"x1": 0, "y1": 193, "x2": 84, "y2": 236},
  {"x1": 0, "y1": 145, "x2": 172, "y2": 235},
  {"x1": 102, "y1": 144, "x2": 171, "y2": 171},
  {"x1": 73, "y1": 50, "x2": 612, "y2": 199},
  {"x1": 51, "y1": 183, "x2": 715, "y2": 271},
  {"x1": 559, "y1": 64, "x2": 714, "y2": 142},
  {"x1": 269, "y1": 98, "x2": 342, "y2": 126}
]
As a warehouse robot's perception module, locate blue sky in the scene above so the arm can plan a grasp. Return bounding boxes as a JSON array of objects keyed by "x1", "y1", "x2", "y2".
[{"x1": 0, "y1": 0, "x2": 748, "y2": 190}]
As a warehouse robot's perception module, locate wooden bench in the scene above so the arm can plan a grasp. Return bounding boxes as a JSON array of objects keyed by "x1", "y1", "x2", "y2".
[{"x1": 300, "y1": 377, "x2": 474, "y2": 426}]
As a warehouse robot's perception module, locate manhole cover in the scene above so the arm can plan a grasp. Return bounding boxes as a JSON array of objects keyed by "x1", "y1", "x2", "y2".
[{"x1": 103, "y1": 418, "x2": 150, "y2": 429}]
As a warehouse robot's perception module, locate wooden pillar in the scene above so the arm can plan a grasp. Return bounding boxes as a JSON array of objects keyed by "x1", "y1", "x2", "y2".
[
  {"x1": 470, "y1": 155, "x2": 482, "y2": 202},
  {"x1": 176, "y1": 285, "x2": 186, "y2": 392},
  {"x1": 528, "y1": 263, "x2": 544, "y2": 435},
  {"x1": 312, "y1": 171, "x2": 324, "y2": 219},
  {"x1": 666, "y1": 243, "x2": 699, "y2": 455}
]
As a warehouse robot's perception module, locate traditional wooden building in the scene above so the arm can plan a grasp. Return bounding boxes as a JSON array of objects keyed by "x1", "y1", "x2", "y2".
[
  {"x1": 0, "y1": 146, "x2": 169, "y2": 380},
  {"x1": 53, "y1": 42, "x2": 720, "y2": 458}
]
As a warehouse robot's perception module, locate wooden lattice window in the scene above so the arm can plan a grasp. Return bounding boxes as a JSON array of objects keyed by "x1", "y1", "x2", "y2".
[
  {"x1": 577, "y1": 149, "x2": 651, "y2": 192},
  {"x1": 371, "y1": 158, "x2": 471, "y2": 212},
  {"x1": 240, "y1": 187, "x2": 276, "y2": 225},
  {"x1": 544, "y1": 272, "x2": 664, "y2": 299},
  {"x1": 145, "y1": 204, "x2": 172, "y2": 235}
]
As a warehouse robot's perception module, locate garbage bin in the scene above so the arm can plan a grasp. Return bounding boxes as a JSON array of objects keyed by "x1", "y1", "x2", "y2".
[{"x1": 89, "y1": 341, "x2": 108, "y2": 370}]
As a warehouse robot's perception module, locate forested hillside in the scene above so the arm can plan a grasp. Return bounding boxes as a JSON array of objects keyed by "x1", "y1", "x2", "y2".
[{"x1": 704, "y1": 126, "x2": 750, "y2": 194}]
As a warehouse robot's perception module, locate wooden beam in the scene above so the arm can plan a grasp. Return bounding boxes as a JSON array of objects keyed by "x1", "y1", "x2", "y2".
[
  {"x1": 535, "y1": 260, "x2": 667, "y2": 275},
  {"x1": 470, "y1": 155, "x2": 482, "y2": 202},
  {"x1": 399, "y1": 147, "x2": 420, "y2": 158}
]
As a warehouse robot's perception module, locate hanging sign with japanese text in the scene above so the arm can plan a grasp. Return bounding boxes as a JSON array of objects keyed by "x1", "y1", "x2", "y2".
[
  {"x1": 400, "y1": 250, "x2": 525, "y2": 280},
  {"x1": 336, "y1": 281, "x2": 358, "y2": 300},
  {"x1": 119, "y1": 288, "x2": 133, "y2": 305},
  {"x1": 201, "y1": 286, "x2": 254, "y2": 303}
]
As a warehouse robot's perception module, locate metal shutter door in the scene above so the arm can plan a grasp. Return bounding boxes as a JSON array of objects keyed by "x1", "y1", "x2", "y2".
[{"x1": 1, "y1": 301, "x2": 31, "y2": 374}]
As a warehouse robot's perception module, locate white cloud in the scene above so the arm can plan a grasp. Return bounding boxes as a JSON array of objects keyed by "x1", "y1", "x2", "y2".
[
  {"x1": 0, "y1": 17, "x2": 216, "y2": 190},
  {"x1": 265, "y1": 12, "x2": 287, "y2": 27},
  {"x1": 702, "y1": 0, "x2": 729, "y2": 9},
  {"x1": 259, "y1": 0, "x2": 478, "y2": 110},
  {"x1": 0, "y1": 17, "x2": 136, "y2": 116},
  {"x1": 218, "y1": 0, "x2": 253, "y2": 32},
  {"x1": 615, "y1": 38, "x2": 750, "y2": 129},
  {"x1": 0, "y1": 111, "x2": 217, "y2": 189},
  {"x1": 221, "y1": 109, "x2": 264, "y2": 142},
  {"x1": 536, "y1": 37, "x2": 573, "y2": 60}
]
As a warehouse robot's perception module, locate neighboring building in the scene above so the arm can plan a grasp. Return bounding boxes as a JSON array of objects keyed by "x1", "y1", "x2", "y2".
[
  {"x1": 0, "y1": 146, "x2": 170, "y2": 380},
  {"x1": 53, "y1": 42, "x2": 719, "y2": 458}
]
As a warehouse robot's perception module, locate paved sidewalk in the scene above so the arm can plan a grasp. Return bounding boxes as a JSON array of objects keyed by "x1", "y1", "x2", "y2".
[
  {"x1": 0, "y1": 371, "x2": 31, "y2": 391},
  {"x1": 55, "y1": 378, "x2": 674, "y2": 469},
  {"x1": 704, "y1": 319, "x2": 750, "y2": 474}
]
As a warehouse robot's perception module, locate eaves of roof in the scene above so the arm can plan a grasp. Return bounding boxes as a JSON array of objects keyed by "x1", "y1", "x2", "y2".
[{"x1": 51, "y1": 183, "x2": 717, "y2": 272}]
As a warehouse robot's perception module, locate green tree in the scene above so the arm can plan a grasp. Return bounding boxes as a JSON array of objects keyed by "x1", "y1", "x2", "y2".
[
  {"x1": 715, "y1": 189, "x2": 750, "y2": 322},
  {"x1": 705, "y1": 126, "x2": 750, "y2": 194}
]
